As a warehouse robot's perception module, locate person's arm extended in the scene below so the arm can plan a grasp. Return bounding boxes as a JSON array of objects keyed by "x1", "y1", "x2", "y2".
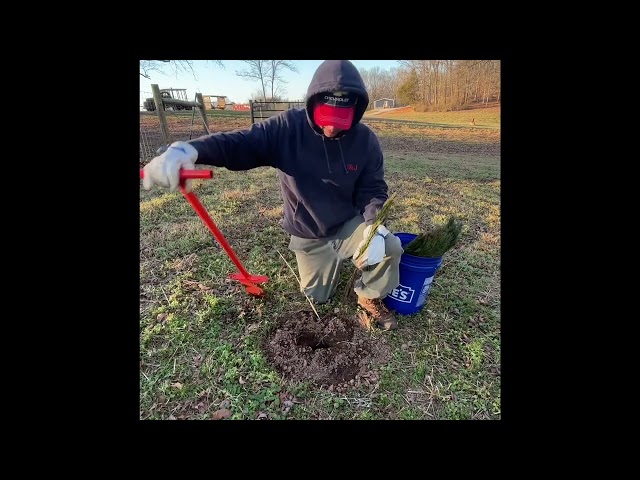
[{"x1": 189, "y1": 114, "x2": 283, "y2": 171}]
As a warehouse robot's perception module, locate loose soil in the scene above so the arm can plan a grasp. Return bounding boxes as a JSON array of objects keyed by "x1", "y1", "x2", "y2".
[{"x1": 264, "y1": 309, "x2": 391, "y2": 391}]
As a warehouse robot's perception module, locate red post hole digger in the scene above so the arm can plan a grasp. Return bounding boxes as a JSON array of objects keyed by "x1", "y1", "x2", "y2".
[{"x1": 140, "y1": 168, "x2": 268, "y2": 296}]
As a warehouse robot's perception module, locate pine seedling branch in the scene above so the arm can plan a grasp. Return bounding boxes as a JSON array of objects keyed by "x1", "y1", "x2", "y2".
[
  {"x1": 353, "y1": 192, "x2": 398, "y2": 265},
  {"x1": 404, "y1": 215, "x2": 463, "y2": 258}
]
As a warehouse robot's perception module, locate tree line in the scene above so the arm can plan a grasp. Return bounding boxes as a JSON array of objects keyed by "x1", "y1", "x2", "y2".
[{"x1": 140, "y1": 60, "x2": 500, "y2": 111}]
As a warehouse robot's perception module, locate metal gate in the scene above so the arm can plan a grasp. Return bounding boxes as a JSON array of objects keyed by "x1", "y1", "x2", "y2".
[{"x1": 249, "y1": 100, "x2": 305, "y2": 124}]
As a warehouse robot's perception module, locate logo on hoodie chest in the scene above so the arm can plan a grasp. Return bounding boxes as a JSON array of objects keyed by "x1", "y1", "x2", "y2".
[
  {"x1": 311, "y1": 139, "x2": 359, "y2": 184},
  {"x1": 320, "y1": 160, "x2": 359, "y2": 184}
]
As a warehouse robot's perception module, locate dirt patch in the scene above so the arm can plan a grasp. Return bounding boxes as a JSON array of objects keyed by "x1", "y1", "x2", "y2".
[{"x1": 264, "y1": 309, "x2": 391, "y2": 389}]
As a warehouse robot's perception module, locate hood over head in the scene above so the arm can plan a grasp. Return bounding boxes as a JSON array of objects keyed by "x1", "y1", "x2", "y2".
[{"x1": 305, "y1": 60, "x2": 369, "y2": 133}]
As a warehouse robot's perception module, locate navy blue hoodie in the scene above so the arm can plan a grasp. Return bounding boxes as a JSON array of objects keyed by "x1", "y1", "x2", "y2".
[{"x1": 188, "y1": 60, "x2": 388, "y2": 239}]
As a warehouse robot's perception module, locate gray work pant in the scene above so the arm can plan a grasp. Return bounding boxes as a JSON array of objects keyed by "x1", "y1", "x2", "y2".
[{"x1": 288, "y1": 214, "x2": 403, "y2": 303}]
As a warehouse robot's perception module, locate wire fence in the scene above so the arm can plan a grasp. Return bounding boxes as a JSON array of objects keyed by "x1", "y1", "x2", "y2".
[
  {"x1": 140, "y1": 110, "x2": 253, "y2": 164},
  {"x1": 140, "y1": 111, "x2": 210, "y2": 164},
  {"x1": 139, "y1": 90, "x2": 300, "y2": 164},
  {"x1": 140, "y1": 90, "x2": 152, "y2": 111},
  {"x1": 139, "y1": 88, "x2": 207, "y2": 164},
  {"x1": 140, "y1": 121, "x2": 161, "y2": 163}
]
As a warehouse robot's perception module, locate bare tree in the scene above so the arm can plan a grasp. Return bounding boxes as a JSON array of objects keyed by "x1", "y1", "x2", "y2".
[
  {"x1": 236, "y1": 61, "x2": 270, "y2": 100},
  {"x1": 398, "y1": 60, "x2": 500, "y2": 111},
  {"x1": 270, "y1": 83, "x2": 288, "y2": 101},
  {"x1": 399, "y1": 60, "x2": 436, "y2": 109},
  {"x1": 249, "y1": 89, "x2": 285, "y2": 102},
  {"x1": 139, "y1": 60, "x2": 224, "y2": 80},
  {"x1": 388, "y1": 66, "x2": 408, "y2": 103},
  {"x1": 237, "y1": 60, "x2": 299, "y2": 100},
  {"x1": 250, "y1": 89, "x2": 267, "y2": 102},
  {"x1": 359, "y1": 65, "x2": 406, "y2": 109},
  {"x1": 359, "y1": 66, "x2": 384, "y2": 108},
  {"x1": 268, "y1": 60, "x2": 299, "y2": 100}
]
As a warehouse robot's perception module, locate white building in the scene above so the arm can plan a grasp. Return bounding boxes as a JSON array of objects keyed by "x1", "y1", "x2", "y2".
[{"x1": 373, "y1": 98, "x2": 395, "y2": 109}]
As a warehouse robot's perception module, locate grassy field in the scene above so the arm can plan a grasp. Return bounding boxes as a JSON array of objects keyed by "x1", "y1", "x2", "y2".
[
  {"x1": 364, "y1": 105, "x2": 500, "y2": 128},
  {"x1": 139, "y1": 105, "x2": 501, "y2": 420}
]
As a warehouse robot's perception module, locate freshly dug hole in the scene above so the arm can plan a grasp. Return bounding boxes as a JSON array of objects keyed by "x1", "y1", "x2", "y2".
[{"x1": 264, "y1": 309, "x2": 391, "y2": 387}]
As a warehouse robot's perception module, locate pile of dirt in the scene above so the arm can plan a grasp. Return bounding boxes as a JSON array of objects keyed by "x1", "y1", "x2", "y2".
[{"x1": 264, "y1": 309, "x2": 391, "y2": 390}]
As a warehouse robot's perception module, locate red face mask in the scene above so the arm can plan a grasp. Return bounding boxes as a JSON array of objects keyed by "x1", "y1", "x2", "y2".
[{"x1": 313, "y1": 93, "x2": 357, "y2": 130}]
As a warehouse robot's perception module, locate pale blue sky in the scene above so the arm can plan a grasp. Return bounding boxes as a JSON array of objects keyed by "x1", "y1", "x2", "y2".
[{"x1": 139, "y1": 60, "x2": 403, "y2": 107}]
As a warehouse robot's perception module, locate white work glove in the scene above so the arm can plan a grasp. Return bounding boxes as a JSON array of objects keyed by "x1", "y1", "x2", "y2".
[
  {"x1": 142, "y1": 141, "x2": 199, "y2": 192},
  {"x1": 354, "y1": 224, "x2": 390, "y2": 268}
]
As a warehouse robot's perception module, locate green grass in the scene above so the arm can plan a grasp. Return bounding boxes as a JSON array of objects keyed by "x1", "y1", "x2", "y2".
[{"x1": 139, "y1": 118, "x2": 501, "y2": 420}]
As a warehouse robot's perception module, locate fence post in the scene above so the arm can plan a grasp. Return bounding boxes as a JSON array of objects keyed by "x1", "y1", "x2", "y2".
[
  {"x1": 151, "y1": 84, "x2": 170, "y2": 145},
  {"x1": 195, "y1": 93, "x2": 211, "y2": 135},
  {"x1": 249, "y1": 100, "x2": 254, "y2": 124}
]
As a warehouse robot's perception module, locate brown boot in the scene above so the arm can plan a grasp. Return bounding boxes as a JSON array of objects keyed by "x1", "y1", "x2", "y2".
[{"x1": 357, "y1": 296, "x2": 398, "y2": 330}]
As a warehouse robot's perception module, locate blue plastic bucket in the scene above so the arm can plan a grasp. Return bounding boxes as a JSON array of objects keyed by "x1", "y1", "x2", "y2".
[{"x1": 383, "y1": 233, "x2": 443, "y2": 315}]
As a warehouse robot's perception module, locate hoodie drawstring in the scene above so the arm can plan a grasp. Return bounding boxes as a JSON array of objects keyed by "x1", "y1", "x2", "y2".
[
  {"x1": 337, "y1": 139, "x2": 349, "y2": 175},
  {"x1": 321, "y1": 137, "x2": 349, "y2": 175},
  {"x1": 321, "y1": 137, "x2": 332, "y2": 174}
]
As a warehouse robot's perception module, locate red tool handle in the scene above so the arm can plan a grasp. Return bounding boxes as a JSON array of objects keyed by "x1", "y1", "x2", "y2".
[
  {"x1": 139, "y1": 166, "x2": 268, "y2": 295},
  {"x1": 140, "y1": 169, "x2": 213, "y2": 180},
  {"x1": 139, "y1": 167, "x2": 253, "y2": 279},
  {"x1": 180, "y1": 188, "x2": 254, "y2": 279}
]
